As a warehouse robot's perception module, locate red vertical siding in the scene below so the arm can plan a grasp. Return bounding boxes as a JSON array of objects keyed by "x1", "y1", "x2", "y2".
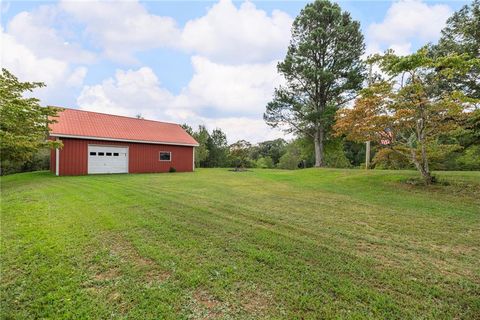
[
  {"x1": 59, "y1": 139, "x2": 89, "y2": 175},
  {"x1": 50, "y1": 149, "x2": 56, "y2": 174},
  {"x1": 53, "y1": 138, "x2": 194, "y2": 176}
]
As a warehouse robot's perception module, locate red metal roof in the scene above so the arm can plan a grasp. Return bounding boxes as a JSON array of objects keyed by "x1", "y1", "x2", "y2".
[{"x1": 49, "y1": 108, "x2": 198, "y2": 146}]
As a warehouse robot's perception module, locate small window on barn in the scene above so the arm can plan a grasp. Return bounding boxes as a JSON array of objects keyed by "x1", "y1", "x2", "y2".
[
  {"x1": 90, "y1": 152, "x2": 96, "y2": 156},
  {"x1": 159, "y1": 151, "x2": 171, "y2": 161},
  {"x1": 113, "y1": 153, "x2": 119, "y2": 156},
  {"x1": 98, "y1": 152, "x2": 105, "y2": 156},
  {"x1": 106, "y1": 152, "x2": 112, "y2": 156}
]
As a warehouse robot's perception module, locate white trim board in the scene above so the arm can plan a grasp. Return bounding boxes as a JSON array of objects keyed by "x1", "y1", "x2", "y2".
[
  {"x1": 50, "y1": 134, "x2": 199, "y2": 147},
  {"x1": 55, "y1": 137, "x2": 60, "y2": 176}
]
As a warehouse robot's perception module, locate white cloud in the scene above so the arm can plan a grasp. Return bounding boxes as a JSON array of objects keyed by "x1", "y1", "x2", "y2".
[
  {"x1": 176, "y1": 56, "x2": 282, "y2": 114},
  {"x1": 205, "y1": 117, "x2": 287, "y2": 143},
  {"x1": 59, "y1": 0, "x2": 291, "y2": 65},
  {"x1": 1, "y1": 27, "x2": 69, "y2": 86},
  {"x1": 389, "y1": 43, "x2": 412, "y2": 56},
  {"x1": 77, "y1": 67, "x2": 175, "y2": 118},
  {"x1": 367, "y1": 0, "x2": 452, "y2": 55},
  {"x1": 77, "y1": 56, "x2": 282, "y2": 119},
  {"x1": 1, "y1": 26, "x2": 89, "y2": 106},
  {"x1": 60, "y1": 0, "x2": 180, "y2": 64},
  {"x1": 7, "y1": 6, "x2": 95, "y2": 64},
  {"x1": 66, "y1": 67, "x2": 88, "y2": 87},
  {"x1": 76, "y1": 64, "x2": 286, "y2": 143},
  {"x1": 181, "y1": 0, "x2": 292, "y2": 64}
]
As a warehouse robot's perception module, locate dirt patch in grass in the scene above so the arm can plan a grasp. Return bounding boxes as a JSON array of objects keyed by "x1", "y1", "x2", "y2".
[
  {"x1": 228, "y1": 282, "x2": 277, "y2": 317},
  {"x1": 83, "y1": 262, "x2": 121, "y2": 289},
  {"x1": 184, "y1": 289, "x2": 229, "y2": 319},
  {"x1": 99, "y1": 232, "x2": 172, "y2": 279},
  {"x1": 84, "y1": 286, "x2": 103, "y2": 295},
  {"x1": 93, "y1": 267, "x2": 121, "y2": 282},
  {"x1": 108, "y1": 291, "x2": 122, "y2": 302},
  {"x1": 83, "y1": 232, "x2": 172, "y2": 304},
  {"x1": 106, "y1": 290, "x2": 132, "y2": 316},
  {"x1": 106, "y1": 234, "x2": 153, "y2": 265},
  {"x1": 144, "y1": 269, "x2": 171, "y2": 286},
  {"x1": 194, "y1": 290, "x2": 221, "y2": 311},
  {"x1": 83, "y1": 271, "x2": 130, "y2": 315},
  {"x1": 240, "y1": 289, "x2": 271, "y2": 315},
  {"x1": 184, "y1": 284, "x2": 276, "y2": 319}
]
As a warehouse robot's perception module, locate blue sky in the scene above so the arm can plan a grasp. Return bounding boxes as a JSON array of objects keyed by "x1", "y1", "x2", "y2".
[{"x1": 1, "y1": 0, "x2": 470, "y2": 142}]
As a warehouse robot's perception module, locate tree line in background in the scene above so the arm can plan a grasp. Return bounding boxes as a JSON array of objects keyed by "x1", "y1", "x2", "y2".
[
  {"x1": 1, "y1": 0, "x2": 478, "y2": 182},
  {"x1": 181, "y1": 124, "x2": 310, "y2": 169},
  {"x1": 181, "y1": 0, "x2": 479, "y2": 182},
  {"x1": 264, "y1": 0, "x2": 479, "y2": 184},
  {"x1": 180, "y1": 114, "x2": 479, "y2": 173},
  {"x1": 182, "y1": 123, "x2": 368, "y2": 170}
]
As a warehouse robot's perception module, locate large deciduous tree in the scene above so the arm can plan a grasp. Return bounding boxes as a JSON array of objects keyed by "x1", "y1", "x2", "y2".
[
  {"x1": 433, "y1": 0, "x2": 480, "y2": 101},
  {"x1": 228, "y1": 140, "x2": 252, "y2": 169},
  {"x1": 334, "y1": 48, "x2": 480, "y2": 184},
  {"x1": 253, "y1": 138, "x2": 287, "y2": 165},
  {"x1": 193, "y1": 125, "x2": 210, "y2": 167},
  {"x1": 264, "y1": 0, "x2": 365, "y2": 167},
  {"x1": 0, "y1": 69, "x2": 61, "y2": 174},
  {"x1": 432, "y1": 1, "x2": 480, "y2": 170},
  {"x1": 206, "y1": 128, "x2": 228, "y2": 167}
]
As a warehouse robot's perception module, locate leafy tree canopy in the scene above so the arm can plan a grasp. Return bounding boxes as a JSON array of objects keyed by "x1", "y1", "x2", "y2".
[
  {"x1": 205, "y1": 128, "x2": 228, "y2": 167},
  {"x1": 251, "y1": 138, "x2": 287, "y2": 165},
  {"x1": 334, "y1": 48, "x2": 480, "y2": 184},
  {"x1": 192, "y1": 125, "x2": 210, "y2": 167},
  {"x1": 229, "y1": 140, "x2": 253, "y2": 169},
  {"x1": 0, "y1": 68, "x2": 61, "y2": 174},
  {"x1": 433, "y1": 0, "x2": 480, "y2": 100}
]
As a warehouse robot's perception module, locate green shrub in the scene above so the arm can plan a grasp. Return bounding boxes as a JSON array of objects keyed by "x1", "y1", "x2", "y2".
[
  {"x1": 256, "y1": 156, "x2": 274, "y2": 169},
  {"x1": 169, "y1": 167, "x2": 176, "y2": 173},
  {"x1": 455, "y1": 145, "x2": 480, "y2": 170},
  {"x1": 278, "y1": 144, "x2": 302, "y2": 170},
  {"x1": 1, "y1": 148, "x2": 50, "y2": 175},
  {"x1": 372, "y1": 148, "x2": 411, "y2": 170},
  {"x1": 324, "y1": 139, "x2": 351, "y2": 168}
]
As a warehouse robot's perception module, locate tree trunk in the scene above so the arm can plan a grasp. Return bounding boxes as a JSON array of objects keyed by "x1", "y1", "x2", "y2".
[
  {"x1": 314, "y1": 127, "x2": 324, "y2": 167},
  {"x1": 412, "y1": 104, "x2": 434, "y2": 185},
  {"x1": 410, "y1": 148, "x2": 434, "y2": 185},
  {"x1": 419, "y1": 141, "x2": 434, "y2": 184}
]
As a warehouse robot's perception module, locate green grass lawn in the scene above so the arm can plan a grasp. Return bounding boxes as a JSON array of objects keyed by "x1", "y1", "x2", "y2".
[{"x1": 1, "y1": 169, "x2": 479, "y2": 319}]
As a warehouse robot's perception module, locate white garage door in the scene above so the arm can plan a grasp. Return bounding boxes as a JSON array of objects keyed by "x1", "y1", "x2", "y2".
[{"x1": 88, "y1": 145, "x2": 128, "y2": 174}]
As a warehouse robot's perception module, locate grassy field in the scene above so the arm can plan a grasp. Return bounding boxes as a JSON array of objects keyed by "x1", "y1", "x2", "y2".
[{"x1": 1, "y1": 168, "x2": 479, "y2": 319}]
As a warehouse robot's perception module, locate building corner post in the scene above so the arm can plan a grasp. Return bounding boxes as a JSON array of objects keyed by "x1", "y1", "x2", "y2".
[
  {"x1": 192, "y1": 147, "x2": 195, "y2": 171},
  {"x1": 55, "y1": 138, "x2": 60, "y2": 176}
]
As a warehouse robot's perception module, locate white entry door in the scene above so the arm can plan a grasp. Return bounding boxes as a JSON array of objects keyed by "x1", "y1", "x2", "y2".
[{"x1": 88, "y1": 145, "x2": 128, "y2": 174}]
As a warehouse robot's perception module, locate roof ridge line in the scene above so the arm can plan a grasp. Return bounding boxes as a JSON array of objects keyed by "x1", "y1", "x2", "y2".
[{"x1": 52, "y1": 106, "x2": 181, "y2": 126}]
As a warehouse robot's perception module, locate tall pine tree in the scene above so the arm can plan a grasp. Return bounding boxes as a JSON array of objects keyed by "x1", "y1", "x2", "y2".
[{"x1": 264, "y1": 0, "x2": 365, "y2": 167}]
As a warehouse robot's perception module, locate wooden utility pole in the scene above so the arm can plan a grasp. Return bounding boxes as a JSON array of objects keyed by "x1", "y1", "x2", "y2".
[
  {"x1": 365, "y1": 64, "x2": 373, "y2": 169},
  {"x1": 365, "y1": 141, "x2": 370, "y2": 169}
]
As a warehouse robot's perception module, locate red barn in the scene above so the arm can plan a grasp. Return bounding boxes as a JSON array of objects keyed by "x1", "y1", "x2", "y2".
[{"x1": 49, "y1": 108, "x2": 198, "y2": 176}]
